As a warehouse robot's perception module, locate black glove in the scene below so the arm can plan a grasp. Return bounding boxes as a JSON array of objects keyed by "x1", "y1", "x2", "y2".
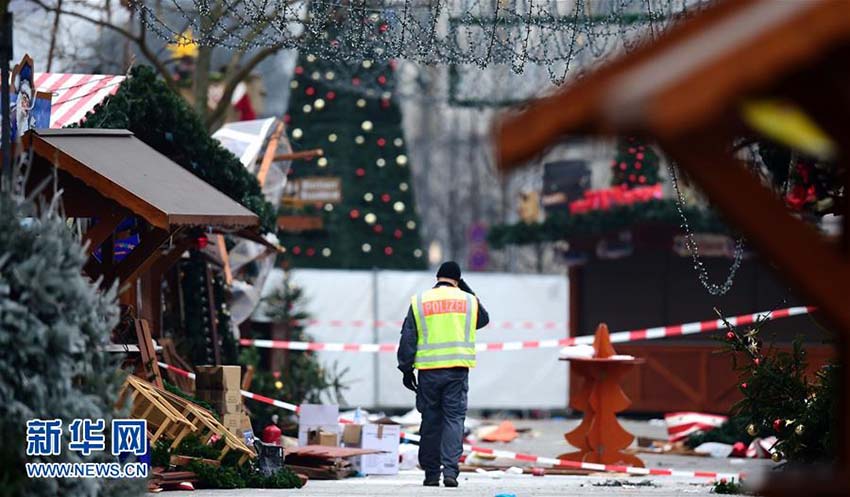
[
  {"x1": 402, "y1": 370, "x2": 418, "y2": 393},
  {"x1": 458, "y1": 278, "x2": 474, "y2": 295}
]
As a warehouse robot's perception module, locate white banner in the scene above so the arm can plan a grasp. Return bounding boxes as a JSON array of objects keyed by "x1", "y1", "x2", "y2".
[{"x1": 255, "y1": 269, "x2": 568, "y2": 409}]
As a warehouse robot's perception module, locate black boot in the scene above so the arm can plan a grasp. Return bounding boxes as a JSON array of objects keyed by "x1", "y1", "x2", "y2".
[
  {"x1": 443, "y1": 476, "x2": 459, "y2": 488},
  {"x1": 423, "y1": 478, "x2": 440, "y2": 487}
]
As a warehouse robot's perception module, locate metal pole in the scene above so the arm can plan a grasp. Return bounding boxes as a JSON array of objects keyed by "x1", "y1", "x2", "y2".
[
  {"x1": 371, "y1": 267, "x2": 380, "y2": 410},
  {"x1": 1, "y1": 10, "x2": 12, "y2": 182}
]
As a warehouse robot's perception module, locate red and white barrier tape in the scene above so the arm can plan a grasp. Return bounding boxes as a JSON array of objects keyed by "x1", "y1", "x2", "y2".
[
  {"x1": 239, "y1": 305, "x2": 814, "y2": 353},
  {"x1": 399, "y1": 431, "x2": 742, "y2": 480},
  {"x1": 157, "y1": 362, "x2": 301, "y2": 412},
  {"x1": 300, "y1": 319, "x2": 567, "y2": 331},
  {"x1": 157, "y1": 361, "x2": 743, "y2": 481}
]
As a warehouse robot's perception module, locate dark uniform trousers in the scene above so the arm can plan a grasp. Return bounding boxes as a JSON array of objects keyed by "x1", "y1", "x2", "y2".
[{"x1": 416, "y1": 367, "x2": 469, "y2": 480}]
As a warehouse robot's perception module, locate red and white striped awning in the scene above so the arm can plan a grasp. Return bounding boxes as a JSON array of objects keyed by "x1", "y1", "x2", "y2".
[{"x1": 34, "y1": 73, "x2": 126, "y2": 128}]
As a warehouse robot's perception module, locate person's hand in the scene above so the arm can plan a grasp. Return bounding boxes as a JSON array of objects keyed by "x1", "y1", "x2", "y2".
[
  {"x1": 458, "y1": 278, "x2": 474, "y2": 295},
  {"x1": 402, "y1": 370, "x2": 418, "y2": 393}
]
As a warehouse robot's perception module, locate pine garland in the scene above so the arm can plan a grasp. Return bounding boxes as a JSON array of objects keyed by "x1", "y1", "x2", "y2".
[
  {"x1": 76, "y1": 66, "x2": 275, "y2": 231},
  {"x1": 488, "y1": 199, "x2": 728, "y2": 248}
]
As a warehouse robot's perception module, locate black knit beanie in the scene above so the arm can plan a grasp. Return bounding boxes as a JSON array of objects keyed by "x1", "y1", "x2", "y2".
[{"x1": 436, "y1": 261, "x2": 462, "y2": 281}]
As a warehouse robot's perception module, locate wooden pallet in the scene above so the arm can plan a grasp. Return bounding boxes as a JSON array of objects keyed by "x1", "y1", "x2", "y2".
[
  {"x1": 118, "y1": 375, "x2": 196, "y2": 445},
  {"x1": 119, "y1": 375, "x2": 255, "y2": 465},
  {"x1": 158, "y1": 387, "x2": 255, "y2": 465}
]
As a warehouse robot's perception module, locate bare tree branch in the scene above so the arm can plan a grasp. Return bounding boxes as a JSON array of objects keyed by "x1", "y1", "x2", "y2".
[
  {"x1": 205, "y1": 42, "x2": 283, "y2": 129},
  {"x1": 30, "y1": 0, "x2": 178, "y2": 91}
]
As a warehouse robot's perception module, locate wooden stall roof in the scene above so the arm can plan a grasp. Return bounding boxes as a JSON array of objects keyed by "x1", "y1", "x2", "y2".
[
  {"x1": 27, "y1": 129, "x2": 259, "y2": 230},
  {"x1": 495, "y1": 0, "x2": 850, "y2": 168}
]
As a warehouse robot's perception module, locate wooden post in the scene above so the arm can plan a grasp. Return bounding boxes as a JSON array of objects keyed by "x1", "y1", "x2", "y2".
[{"x1": 559, "y1": 324, "x2": 644, "y2": 467}]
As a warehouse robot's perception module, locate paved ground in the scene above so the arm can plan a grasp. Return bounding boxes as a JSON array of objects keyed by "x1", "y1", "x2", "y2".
[{"x1": 190, "y1": 418, "x2": 774, "y2": 496}]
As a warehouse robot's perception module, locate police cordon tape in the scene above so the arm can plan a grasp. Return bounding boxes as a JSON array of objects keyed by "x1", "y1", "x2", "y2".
[
  {"x1": 239, "y1": 305, "x2": 814, "y2": 353},
  {"x1": 157, "y1": 361, "x2": 744, "y2": 481}
]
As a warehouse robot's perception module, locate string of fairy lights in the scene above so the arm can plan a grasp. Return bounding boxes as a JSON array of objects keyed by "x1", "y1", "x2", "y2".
[{"x1": 131, "y1": 0, "x2": 708, "y2": 85}]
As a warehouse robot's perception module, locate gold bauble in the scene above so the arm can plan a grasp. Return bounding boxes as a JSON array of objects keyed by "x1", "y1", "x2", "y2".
[
  {"x1": 795, "y1": 424, "x2": 805, "y2": 436},
  {"x1": 746, "y1": 424, "x2": 758, "y2": 436},
  {"x1": 771, "y1": 452, "x2": 782, "y2": 463}
]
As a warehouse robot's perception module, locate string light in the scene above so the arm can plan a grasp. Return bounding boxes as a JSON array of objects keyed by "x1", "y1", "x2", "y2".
[
  {"x1": 668, "y1": 162, "x2": 745, "y2": 296},
  {"x1": 131, "y1": 0, "x2": 709, "y2": 84}
]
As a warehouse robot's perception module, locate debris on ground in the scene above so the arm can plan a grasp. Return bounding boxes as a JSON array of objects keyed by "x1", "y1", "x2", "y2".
[
  {"x1": 284, "y1": 446, "x2": 382, "y2": 480},
  {"x1": 591, "y1": 479, "x2": 659, "y2": 488}
]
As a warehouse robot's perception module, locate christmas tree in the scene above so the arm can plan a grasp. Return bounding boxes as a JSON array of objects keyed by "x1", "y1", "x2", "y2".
[
  {"x1": 241, "y1": 271, "x2": 347, "y2": 424},
  {"x1": 611, "y1": 137, "x2": 660, "y2": 188},
  {"x1": 281, "y1": 49, "x2": 425, "y2": 269},
  {"x1": 0, "y1": 176, "x2": 143, "y2": 496},
  {"x1": 694, "y1": 314, "x2": 839, "y2": 464}
]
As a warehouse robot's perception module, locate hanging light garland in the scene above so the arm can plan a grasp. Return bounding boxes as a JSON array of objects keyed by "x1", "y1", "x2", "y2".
[
  {"x1": 667, "y1": 161, "x2": 745, "y2": 296},
  {"x1": 131, "y1": 0, "x2": 709, "y2": 84}
]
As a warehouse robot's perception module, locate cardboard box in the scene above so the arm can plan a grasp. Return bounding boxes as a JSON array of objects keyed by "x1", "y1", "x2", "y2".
[
  {"x1": 359, "y1": 424, "x2": 399, "y2": 475},
  {"x1": 195, "y1": 365, "x2": 241, "y2": 391},
  {"x1": 196, "y1": 389, "x2": 244, "y2": 415},
  {"x1": 307, "y1": 429, "x2": 339, "y2": 447},
  {"x1": 342, "y1": 424, "x2": 362, "y2": 446},
  {"x1": 196, "y1": 389, "x2": 242, "y2": 405},
  {"x1": 222, "y1": 412, "x2": 251, "y2": 431},
  {"x1": 297, "y1": 404, "x2": 340, "y2": 446}
]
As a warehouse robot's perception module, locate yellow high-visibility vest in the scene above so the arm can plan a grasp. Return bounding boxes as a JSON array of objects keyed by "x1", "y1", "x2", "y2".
[{"x1": 410, "y1": 286, "x2": 478, "y2": 370}]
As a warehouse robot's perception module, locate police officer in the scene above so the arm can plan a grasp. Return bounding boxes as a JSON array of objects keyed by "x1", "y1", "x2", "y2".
[{"x1": 398, "y1": 261, "x2": 489, "y2": 488}]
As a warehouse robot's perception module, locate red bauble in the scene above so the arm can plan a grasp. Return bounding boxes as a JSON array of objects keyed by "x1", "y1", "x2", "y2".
[
  {"x1": 381, "y1": 98, "x2": 391, "y2": 109},
  {"x1": 196, "y1": 235, "x2": 208, "y2": 249},
  {"x1": 326, "y1": 91, "x2": 336, "y2": 100},
  {"x1": 741, "y1": 382, "x2": 748, "y2": 390},
  {"x1": 352, "y1": 77, "x2": 361, "y2": 86},
  {"x1": 373, "y1": 224, "x2": 384, "y2": 234},
  {"x1": 381, "y1": 193, "x2": 391, "y2": 203},
  {"x1": 394, "y1": 229, "x2": 403, "y2": 239},
  {"x1": 377, "y1": 138, "x2": 387, "y2": 147},
  {"x1": 349, "y1": 209, "x2": 360, "y2": 219},
  {"x1": 754, "y1": 357, "x2": 761, "y2": 366},
  {"x1": 636, "y1": 152, "x2": 645, "y2": 160},
  {"x1": 773, "y1": 418, "x2": 783, "y2": 432},
  {"x1": 306, "y1": 247, "x2": 316, "y2": 257},
  {"x1": 726, "y1": 331, "x2": 735, "y2": 341},
  {"x1": 379, "y1": 23, "x2": 389, "y2": 33},
  {"x1": 629, "y1": 174, "x2": 637, "y2": 182},
  {"x1": 731, "y1": 441, "x2": 747, "y2": 457},
  {"x1": 634, "y1": 162, "x2": 642, "y2": 170},
  {"x1": 284, "y1": 113, "x2": 292, "y2": 123},
  {"x1": 619, "y1": 162, "x2": 627, "y2": 171},
  {"x1": 384, "y1": 246, "x2": 393, "y2": 255},
  {"x1": 294, "y1": 66, "x2": 304, "y2": 75},
  {"x1": 638, "y1": 175, "x2": 647, "y2": 184},
  {"x1": 292, "y1": 246, "x2": 302, "y2": 255},
  {"x1": 377, "y1": 75, "x2": 387, "y2": 85},
  {"x1": 305, "y1": 87, "x2": 315, "y2": 96},
  {"x1": 355, "y1": 168, "x2": 366, "y2": 177},
  {"x1": 628, "y1": 147, "x2": 636, "y2": 154}
]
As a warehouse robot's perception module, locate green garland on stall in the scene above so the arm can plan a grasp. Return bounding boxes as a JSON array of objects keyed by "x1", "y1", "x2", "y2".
[
  {"x1": 76, "y1": 66, "x2": 273, "y2": 366},
  {"x1": 75, "y1": 66, "x2": 275, "y2": 231},
  {"x1": 487, "y1": 199, "x2": 729, "y2": 249}
]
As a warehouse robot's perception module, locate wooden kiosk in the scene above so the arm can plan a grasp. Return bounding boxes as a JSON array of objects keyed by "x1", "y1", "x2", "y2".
[
  {"x1": 495, "y1": 0, "x2": 850, "y2": 494},
  {"x1": 23, "y1": 128, "x2": 260, "y2": 385}
]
